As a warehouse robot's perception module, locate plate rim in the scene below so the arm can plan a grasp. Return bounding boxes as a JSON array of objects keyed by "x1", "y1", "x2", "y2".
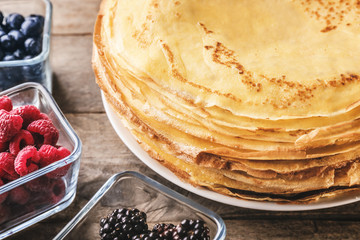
[{"x1": 101, "y1": 92, "x2": 360, "y2": 211}]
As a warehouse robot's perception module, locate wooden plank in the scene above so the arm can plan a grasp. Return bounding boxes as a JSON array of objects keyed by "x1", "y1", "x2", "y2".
[
  {"x1": 224, "y1": 220, "x2": 360, "y2": 240},
  {"x1": 52, "y1": 0, "x2": 101, "y2": 35},
  {"x1": 51, "y1": 35, "x2": 104, "y2": 113}
]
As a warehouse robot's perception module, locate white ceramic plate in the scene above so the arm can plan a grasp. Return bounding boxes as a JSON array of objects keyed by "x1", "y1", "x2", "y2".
[{"x1": 102, "y1": 93, "x2": 360, "y2": 211}]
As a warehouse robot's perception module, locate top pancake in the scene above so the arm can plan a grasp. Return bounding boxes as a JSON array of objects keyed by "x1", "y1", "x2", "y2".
[{"x1": 101, "y1": 0, "x2": 360, "y2": 120}]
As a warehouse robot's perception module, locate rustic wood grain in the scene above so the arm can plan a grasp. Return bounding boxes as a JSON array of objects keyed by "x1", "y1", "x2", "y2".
[
  {"x1": 52, "y1": 0, "x2": 101, "y2": 35},
  {"x1": 51, "y1": 35, "x2": 103, "y2": 113}
]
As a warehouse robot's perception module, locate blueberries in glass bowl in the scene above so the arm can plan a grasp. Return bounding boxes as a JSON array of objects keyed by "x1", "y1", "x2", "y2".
[
  {"x1": 0, "y1": 11, "x2": 45, "y2": 90},
  {"x1": 0, "y1": 11, "x2": 44, "y2": 62}
]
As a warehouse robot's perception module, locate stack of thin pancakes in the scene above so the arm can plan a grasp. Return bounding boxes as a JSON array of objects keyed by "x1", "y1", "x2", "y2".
[{"x1": 93, "y1": 0, "x2": 360, "y2": 203}]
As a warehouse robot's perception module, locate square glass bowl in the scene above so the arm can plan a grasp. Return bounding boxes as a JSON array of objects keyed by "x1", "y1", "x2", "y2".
[
  {"x1": 0, "y1": 82, "x2": 82, "y2": 239},
  {"x1": 0, "y1": 0, "x2": 52, "y2": 91},
  {"x1": 54, "y1": 171, "x2": 226, "y2": 240}
]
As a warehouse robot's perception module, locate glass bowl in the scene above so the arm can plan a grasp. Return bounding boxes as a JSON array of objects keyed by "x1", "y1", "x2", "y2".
[
  {"x1": 54, "y1": 171, "x2": 226, "y2": 240},
  {"x1": 0, "y1": 0, "x2": 52, "y2": 91},
  {"x1": 0, "y1": 82, "x2": 82, "y2": 239}
]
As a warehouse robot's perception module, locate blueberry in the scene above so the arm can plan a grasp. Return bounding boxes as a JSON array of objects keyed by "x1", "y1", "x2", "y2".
[
  {"x1": 3, "y1": 54, "x2": 16, "y2": 61},
  {"x1": 8, "y1": 30, "x2": 25, "y2": 47},
  {"x1": 6, "y1": 13, "x2": 25, "y2": 30},
  {"x1": 0, "y1": 30, "x2": 6, "y2": 38},
  {"x1": 29, "y1": 15, "x2": 45, "y2": 28},
  {"x1": 24, "y1": 38, "x2": 42, "y2": 56},
  {"x1": 0, "y1": 66, "x2": 23, "y2": 89},
  {"x1": 0, "y1": 24, "x2": 7, "y2": 34},
  {"x1": 21, "y1": 17, "x2": 43, "y2": 37},
  {"x1": 0, "y1": 34, "x2": 16, "y2": 51},
  {"x1": 13, "y1": 49, "x2": 25, "y2": 59},
  {"x1": 0, "y1": 12, "x2": 3, "y2": 25},
  {"x1": 23, "y1": 55, "x2": 33, "y2": 60},
  {"x1": 23, "y1": 62, "x2": 43, "y2": 80}
]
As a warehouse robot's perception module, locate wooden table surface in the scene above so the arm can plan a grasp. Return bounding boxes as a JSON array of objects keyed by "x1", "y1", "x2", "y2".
[{"x1": 9, "y1": 0, "x2": 360, "y2": 239}]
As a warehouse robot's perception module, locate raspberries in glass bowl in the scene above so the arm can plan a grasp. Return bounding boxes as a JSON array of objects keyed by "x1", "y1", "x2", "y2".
[
  {"x1": 0, "y1": 82, "x2": 82, "y2": 238},
  {"x1": 0, "y1": 96, "x2": 71, "y2": 181},
  {"x1": 0, "y1": 95, "x2": 72, "y2": 221}
]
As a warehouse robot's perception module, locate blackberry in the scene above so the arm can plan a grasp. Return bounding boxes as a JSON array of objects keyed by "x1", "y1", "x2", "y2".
[
  {"x1": 99, "y1": 208, "x2": 148, "y2": 240},
  {"x1": 131, "y1": 232, "x2": 161, "y2": 240},
  {"x1": 174, "y1": 219, "x2": 210, "y2": 240},
  {"x1": 152, "y1": 223, "x2": 177, "y2": 240}
]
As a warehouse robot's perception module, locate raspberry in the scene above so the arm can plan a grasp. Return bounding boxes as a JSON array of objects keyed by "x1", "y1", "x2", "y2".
[
  {"x1": 11, "y1": 105, "x2": 41, "y2": 128},
  {"x1": 57, "y1": 146, "x2": 71, "y2": 158},
  {"x1": 0, "y1": 141, "x2": 9, "y2": 152},
  {"x1": 0, "y1": 109, "x2": 23, "y2": 142},
  {"x1": 0, "y1": 152, "x2": 19, "y2": 181},
  {"x1": 0, "y1": 96, "x2": 12, "y2": 112},
  {"x1": 9, "y1": 129, "x2": 34, "y2": 155},
  {"x1": 39, "y1": 113, "x2": 50, "y2": 121},
  {"x1": 8, "y1": 185, "x2": 30, "y2": 205},
  {"x1": 25, "y1": 175, "x2": 50, "y2": 192},
  {"x1": 27, "y1": 119, "x2": 59, "y2": 146},
  {"x1": 14, "y1": 146, "x2": 40, "y2": 176},
  {"x1": 39, "y1": 145, "x2": 71, "y2": 178},
  {"x1": 0, "y1": 179, "x2": 9, "y2": 204},
  {"x1": 48, "y1": 178, "x2": 65, "y2": 204},
  {"x1": 38, "y1": 144, "x2": 58, "y2": 167}
]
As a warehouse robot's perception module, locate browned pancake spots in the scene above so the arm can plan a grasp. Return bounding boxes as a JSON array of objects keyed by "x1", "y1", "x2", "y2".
[
  {"x1": 150, "y1": 0, "x2": 159, "y2": 8},
  {"x1": 132, "y1": 0, "x2": 159, "y2": 47},
  {"x1": 212, "y1": 42, "x2": 244, "y2": 74},
  {"x1": 321, "y1": 25, "x2": 337, "y2": 32},
  {"x1": 161, "y1": 42, "x2": 243, "y2": 102},
  {"x1": 199, "y1": 23, "x2": 360, "y2": 109},
  {"x1": 132, "y1": 21, "x2": 152, "y2": 48},
  {"x1": 296, "y1": 0, "x2": 360, "y2": 33},
  {"x1": 198, "y1": 22, "x2": 213, "y2": 34}
]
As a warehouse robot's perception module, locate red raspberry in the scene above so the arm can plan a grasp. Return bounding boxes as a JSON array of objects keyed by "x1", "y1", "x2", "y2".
[
  {"x1": 8, "y1": 185, "x2": 30, "y2": 205},
  {"x1": 0, "y1": 96, "x2": 12, "y2": 112},
  {"x1": 49, "y1": 179, "x2": 65, "y2": 204},
  {"x1": 27, "y1": 120, "x2": 59, "y2": 147},
  {"x1": 39, "y1": 113, "x2": 50, "y2": 121},
  {"x1": 39, "y1": 145, "x2": 71, "y2": 178},
  {"x1": 9, "y1": 129, "x2": 35, "y2": 155},
  {"x1": 25, "y1": 175, "x2": 50, "y2": 192},
  {"x1": 57, "y1": 147, "x2": 71, "y2": 158},
  {"x1": 0, "y1": 152, "x2": 19, "y2": 181},
  {"x1": 14, "y1": 146, "x2": 40, "y2": 176},
  {"x1": 38, "y1": 144, "x2": 58, "y2": 167},
  {"x1": 10, "y1": 105, "x2": 41, "y2": 128},
  {"x1": 0, "y1": 110, "x2": 23, "y2": 142},
  {"x1": 0, "y1": 179, "x2": 9, "y2": 204},
  {"x1": 0, "y1": 141, "x2": 9, "y2": 152}
]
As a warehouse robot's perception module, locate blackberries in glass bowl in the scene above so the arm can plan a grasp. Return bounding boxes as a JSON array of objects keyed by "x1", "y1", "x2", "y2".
[
  {"x1": 0, "y1": 12, "x2": 44, "y2": 62},
  {"x1": 99, "y1": 208, "x2": 211, "y2": 240}
]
